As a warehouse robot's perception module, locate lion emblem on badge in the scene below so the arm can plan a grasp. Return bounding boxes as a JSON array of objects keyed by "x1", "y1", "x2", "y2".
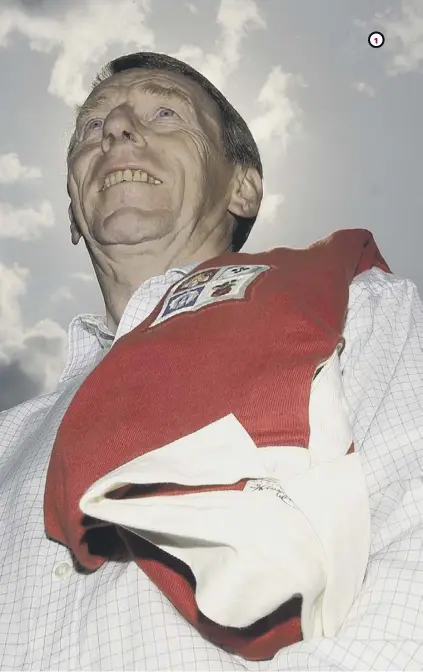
[{"x1": 178, "y1": 270, "x2": 217, "y2": 291}]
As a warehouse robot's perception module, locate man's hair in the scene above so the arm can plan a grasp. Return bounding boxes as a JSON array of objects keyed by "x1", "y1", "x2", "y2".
[{"x1": 68, "y1": 52, "x2": 263, "y2": 252}]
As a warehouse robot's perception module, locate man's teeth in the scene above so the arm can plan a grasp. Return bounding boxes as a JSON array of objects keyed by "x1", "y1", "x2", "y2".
[{"x1": 103, "y1": 169, "x2": 162, "y2": 190}]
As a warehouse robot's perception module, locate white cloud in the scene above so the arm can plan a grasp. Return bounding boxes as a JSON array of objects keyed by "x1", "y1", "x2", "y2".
[
  {"x1": 0, "y1": 0, "x2": 155, "y2": 107},
  {"x1": 72, "y1": 271, "x2": 95, "y2": 282},
  {"x1": 0, "y1": 262, "x2": 28, "y2": 342},
  {"x1": 249, "y1": 66, "x2": 303, "y2": 150},
  {"x1": 351, "y1": 81, "x2": 375, "y2": 97},
  {"x1": 185, "y1": 2, "x2": 198, "y2": 13},
  {"x1": 256, "y1": 191, "x2": 285, "y2": 226},
  {"x1": 243, "y1": 189, "x2": 285, "y2": 250},
  {"x1": 375, "y1": 0, "x2": 423, "y2": 75},
  {"x1": 0, "y1": 200, "x2": 54, "y2": 241},
  {"x1": 49, "y1": 286, "x2": 74, "y2": 304},
  {"x1": 0, "y1": 262, "x2": 68, "y2": 407},
  {"x1": 172, "y1": 0, "x2": 266, "y2": 90},
  {"x1": 0, "y1": 152, "x2": 42, "y2": 184},
  {"x1": 0, "y1": 6, "x2": 15, "y2": 48}
]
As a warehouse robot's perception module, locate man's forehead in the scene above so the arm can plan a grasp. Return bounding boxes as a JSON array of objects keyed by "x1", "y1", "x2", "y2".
[{"x1": 83, "y1": 68, "x2": 210, "y2": 108}]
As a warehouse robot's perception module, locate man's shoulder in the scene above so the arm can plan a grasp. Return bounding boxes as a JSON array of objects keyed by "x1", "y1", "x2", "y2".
[
  {"x1": 342, "y1": 268, "x2": 422, "y2": 376},
  {"x1": 348, "y1": 267, "x2": 421, "y2": 313},
  {"x1": 0, "y1": 384, "x2": 62, "y2": 427},
  {"x1": 0, "y1": 363, "x2": 92, "y2": 440}
]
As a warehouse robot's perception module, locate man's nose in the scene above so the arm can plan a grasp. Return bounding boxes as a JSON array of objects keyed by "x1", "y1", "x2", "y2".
[{"x1": 101, "y1": 106, "x2": 147, "y2": 152}]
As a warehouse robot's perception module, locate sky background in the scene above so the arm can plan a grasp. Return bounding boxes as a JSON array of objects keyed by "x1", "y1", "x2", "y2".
[{"x1": 0, "y1": 0, "x2": 422, "y2": 411}]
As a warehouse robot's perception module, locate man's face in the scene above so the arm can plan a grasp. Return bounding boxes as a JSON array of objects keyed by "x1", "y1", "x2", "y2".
[{"x1": 67, "y1": 68, "x2": 235, "y2": 248}]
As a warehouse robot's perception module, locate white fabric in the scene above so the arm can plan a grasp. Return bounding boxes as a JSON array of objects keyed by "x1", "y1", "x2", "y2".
[
  {"x1": 80, "y1": 349, "x2": 369, "y2": 640},
  {"x1": 0, "y1": 265, "x2": 423, "y2": 671}
]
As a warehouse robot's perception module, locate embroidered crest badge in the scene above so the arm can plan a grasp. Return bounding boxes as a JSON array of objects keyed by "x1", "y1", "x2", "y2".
[{"x1": 150, "y1": 264, "x2": 270, "y2": 327}]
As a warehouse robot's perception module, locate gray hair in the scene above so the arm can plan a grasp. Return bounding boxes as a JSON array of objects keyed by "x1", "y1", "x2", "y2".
[{"x1": 68, "y1": 52, "x2": 263, "y2": 251}]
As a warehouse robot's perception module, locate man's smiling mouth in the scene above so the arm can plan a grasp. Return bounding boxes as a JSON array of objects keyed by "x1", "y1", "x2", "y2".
[{"x1": 103, "y1": 169, "x2": 162, "y2": 190}]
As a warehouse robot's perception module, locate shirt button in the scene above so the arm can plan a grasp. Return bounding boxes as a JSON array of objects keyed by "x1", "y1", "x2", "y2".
[{"x1": 54, "y1": 561, "x2": 73, "y2": 579}]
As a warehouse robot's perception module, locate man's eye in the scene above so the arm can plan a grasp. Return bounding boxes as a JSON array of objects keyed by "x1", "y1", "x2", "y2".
[
  {"x1": 153, "y1": 107, "x2": 179, "y2": 120},
  {"x1": 85, "y1": 118, "x2": 104, "y2": 133}
]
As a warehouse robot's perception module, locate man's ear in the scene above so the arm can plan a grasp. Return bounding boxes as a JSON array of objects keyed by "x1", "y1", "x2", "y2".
[
  {"x1": 227, "y1": 166, "x2": 263, "y2": 220},
  {"x1": 68, "y1": 204, "x2": 81, "y2": 245}
]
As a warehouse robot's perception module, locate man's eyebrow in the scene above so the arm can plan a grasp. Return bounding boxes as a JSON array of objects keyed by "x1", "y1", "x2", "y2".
[
  {"x1": 139, "y1": 82, "x2": 194, "y2": 110},
  {"x1": 76, "y1": 82, "x2": 194, "y2": 128}
]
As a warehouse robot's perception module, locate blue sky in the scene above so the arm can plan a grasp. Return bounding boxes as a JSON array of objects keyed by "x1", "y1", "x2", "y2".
[{"x1": 1, "y1": 0, "x2": 422, "y2": 409}]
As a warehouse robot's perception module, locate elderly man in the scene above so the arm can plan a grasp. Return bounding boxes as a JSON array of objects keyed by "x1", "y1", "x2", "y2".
[{"x1": 1, "y1": 52, "x2": 422, "y2": 671}]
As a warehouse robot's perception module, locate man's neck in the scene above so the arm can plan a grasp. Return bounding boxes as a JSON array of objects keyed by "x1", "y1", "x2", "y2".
[
  {"x1": 102, "y1": 259, "x2": 196, "y2": 333},
  {"x1": 97, "y1": 240, "x2": 232, "y2": 334}
]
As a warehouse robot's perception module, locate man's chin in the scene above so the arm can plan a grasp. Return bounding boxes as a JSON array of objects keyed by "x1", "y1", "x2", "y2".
[{"x1": 92, "y1": 209, "x2": 171, "y2": 245}]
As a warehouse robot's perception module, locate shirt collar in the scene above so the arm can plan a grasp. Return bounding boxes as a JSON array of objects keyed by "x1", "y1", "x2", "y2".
[{"x1": 59, "y1": 263, "x2": 199, "y2": 383}]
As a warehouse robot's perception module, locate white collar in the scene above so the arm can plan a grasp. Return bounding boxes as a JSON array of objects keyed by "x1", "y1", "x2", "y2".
[{"x1": 58, "y1": 263, "x2": 199, "y2": 383}]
